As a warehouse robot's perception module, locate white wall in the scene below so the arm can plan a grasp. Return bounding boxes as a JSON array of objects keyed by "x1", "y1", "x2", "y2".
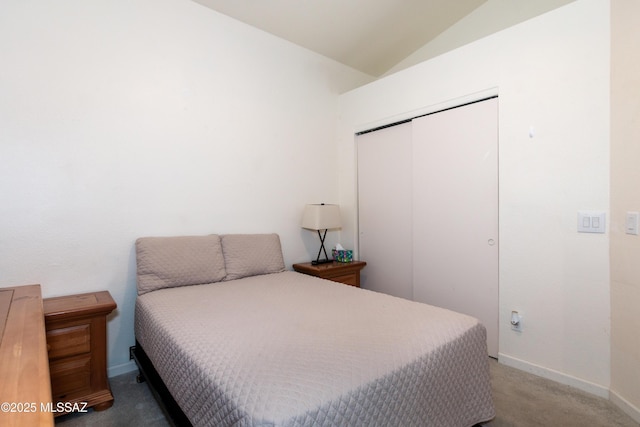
[
  {"x1": 0, "y1": 0, "x2": 370, "y2": 375},
  {"x1": 339, "y1": 0, "x2": 611, "y2": 395}
]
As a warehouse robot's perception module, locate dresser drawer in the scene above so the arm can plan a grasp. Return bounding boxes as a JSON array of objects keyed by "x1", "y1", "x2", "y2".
[
  {"x1": 47, "y1": 324, "x2": 91, "y2": 360},
  {"x1": 49, "y1": 354, "x2": 92, "y2": 399}
]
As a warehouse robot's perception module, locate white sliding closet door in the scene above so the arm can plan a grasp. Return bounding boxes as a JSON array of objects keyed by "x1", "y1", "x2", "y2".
[
  {"x1": 412, "y1": 98, "x2": 498, "y2": 357},
  {"x1": 357, "y1": 122, "x2": 413, "y2": 299}
]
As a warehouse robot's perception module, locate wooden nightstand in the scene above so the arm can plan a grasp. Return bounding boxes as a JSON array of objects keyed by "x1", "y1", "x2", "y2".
[
  {"x1": 293, "y1": 261, "x2": 367, "y2": 287},
  {"x1": 43, "y1": 291, "x2": 117, "y2": 416}
]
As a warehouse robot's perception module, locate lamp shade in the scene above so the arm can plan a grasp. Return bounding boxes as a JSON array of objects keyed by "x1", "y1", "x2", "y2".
[{"x1": 301, "y1": 204, "x2": 341, "y2": 230}]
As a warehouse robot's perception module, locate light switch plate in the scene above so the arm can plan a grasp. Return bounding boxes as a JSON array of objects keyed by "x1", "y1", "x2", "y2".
[
  {"x1": 577, "y1": 211, "x2": 606, "y2": 233},
  {"x1": 626, "y1": 212, "x2": 639, "y2": 235}
]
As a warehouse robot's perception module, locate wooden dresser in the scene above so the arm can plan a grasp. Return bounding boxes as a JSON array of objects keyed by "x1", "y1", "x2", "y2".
[
  {"x1": 43, "y1": 291, "x2": 116, "y2": 415},
  {"x1": 0, "y1": 284, "x2": 54, "y2": 427},
  {"x1": 292, "y1": 261, "x2": 367, "y2": 287}
]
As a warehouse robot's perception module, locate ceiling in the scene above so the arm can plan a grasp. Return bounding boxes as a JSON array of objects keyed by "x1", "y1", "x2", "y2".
[{"x1": 192, "y1": 0, "x2": 575, "y2": 77}]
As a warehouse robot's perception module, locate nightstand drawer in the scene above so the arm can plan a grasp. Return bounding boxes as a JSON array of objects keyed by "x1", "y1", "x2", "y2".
[
  {"x1": 330, "y1": 273, "x2": 358, "y2": 286},
  {"x1": 293, "y1": 261, "x2": 366, "y2": 287},
  {"x1": 50, "y1": 354, "x2": 92, "y2": 399},
  {"x1": 47, "y1": 324, "x2": 90, "y2": 360}
]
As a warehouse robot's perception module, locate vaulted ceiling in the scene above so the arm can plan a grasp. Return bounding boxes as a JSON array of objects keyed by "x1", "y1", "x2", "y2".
[{"x1": 192, "y1": 0, "x2": 576, "y2": 77}]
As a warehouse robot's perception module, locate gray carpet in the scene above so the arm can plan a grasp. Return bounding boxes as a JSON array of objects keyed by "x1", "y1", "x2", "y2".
[
  {"x1": 54, "y1": 371, "x2": 169, "y2": 427},
  {"x1": 483, "y1": 360, "x2": 638, "y2": 427},
  {"x1": 55, "y1": 359, "x2": 639, "y2": 427}
]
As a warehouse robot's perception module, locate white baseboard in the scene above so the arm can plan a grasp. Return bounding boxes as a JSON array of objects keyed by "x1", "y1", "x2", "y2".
[
  {"x1": 497, "y1": 353, "x2": 609, "y2": 399},
  {"x1": 108, "y1": 360, "x2": 138, "y2": 378},
  {"x1": 610, "y1": 389, "x2": 640, "y2": 424}
]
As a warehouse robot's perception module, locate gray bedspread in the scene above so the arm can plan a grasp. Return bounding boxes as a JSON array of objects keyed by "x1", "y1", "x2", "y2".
[{"x1": 135, "y1": 271, "x2": 494, "y2": 426}]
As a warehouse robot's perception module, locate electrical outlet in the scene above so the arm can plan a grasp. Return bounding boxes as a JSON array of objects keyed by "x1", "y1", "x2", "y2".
[{"x1": 129, "y1": 346, "x2": 136, "y2": 360}]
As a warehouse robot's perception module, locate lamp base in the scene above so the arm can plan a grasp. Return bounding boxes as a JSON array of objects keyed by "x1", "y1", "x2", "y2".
[{"x1": 311, "y1": 229, "x2": 333, "y2": 266}]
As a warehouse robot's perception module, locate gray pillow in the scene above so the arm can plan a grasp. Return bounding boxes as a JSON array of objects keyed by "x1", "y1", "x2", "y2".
[
  {"x1": 135, "y1": 235, "x2": 227, "y2": 295},
  {"x1": 221, "y1": 234, "x2": 285, "y2": 281}
]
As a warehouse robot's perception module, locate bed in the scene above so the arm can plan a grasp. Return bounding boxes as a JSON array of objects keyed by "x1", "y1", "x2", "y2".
[{"x1": 133, "y1": 233, "x2": 495, "y2": 427}]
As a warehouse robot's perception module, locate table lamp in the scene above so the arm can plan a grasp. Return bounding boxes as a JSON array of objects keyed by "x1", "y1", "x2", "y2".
[{"x1": 301, "y1": 203, "x2": 341, "y2": 265}]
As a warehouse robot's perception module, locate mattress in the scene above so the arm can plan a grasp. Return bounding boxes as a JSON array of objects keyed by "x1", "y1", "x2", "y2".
[{"x1": 135, "y1": 271, "x2": 494, "y2": 426}]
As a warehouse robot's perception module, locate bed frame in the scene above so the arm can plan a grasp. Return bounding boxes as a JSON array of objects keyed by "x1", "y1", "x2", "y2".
[{"x1": 133, "y1": 341, "x2": 192, "y2": 427}]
